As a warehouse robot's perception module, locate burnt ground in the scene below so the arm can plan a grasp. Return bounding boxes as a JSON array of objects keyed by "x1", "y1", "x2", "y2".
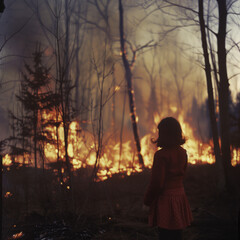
[{"x1": 2, "y1": 164, "x2": 240, "y2": 240}]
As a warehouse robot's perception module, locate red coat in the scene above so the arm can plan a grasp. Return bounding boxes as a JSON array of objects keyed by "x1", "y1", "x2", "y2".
[{"x1": 144, "y1": 146, "x2": 193, "y2": 229}]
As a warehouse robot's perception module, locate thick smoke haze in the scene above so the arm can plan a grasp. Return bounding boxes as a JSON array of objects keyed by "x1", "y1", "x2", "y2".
[{"x1": 0, "y1": 0, "x2": 239, "y2": 146}]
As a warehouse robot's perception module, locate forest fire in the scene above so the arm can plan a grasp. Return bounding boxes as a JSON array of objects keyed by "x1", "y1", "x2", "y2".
[
  {"x1": 3, "y1": 110, "x2": 239, "y2": 181},
  {"x1": 1, "y1": 1, "x2": 240, "y2": 239}
]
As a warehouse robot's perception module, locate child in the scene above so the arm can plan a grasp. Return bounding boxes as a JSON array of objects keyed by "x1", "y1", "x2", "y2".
[{"x1": 144, "y1": 117, "x2": 193, "y2": 240}]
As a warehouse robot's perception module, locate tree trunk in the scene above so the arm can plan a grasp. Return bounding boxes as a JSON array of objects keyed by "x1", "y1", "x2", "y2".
[
  {"x1": 118, "y1": 0, "x2": 144, "y2": 167},
  {"x1": 216, "y1": 0, "x2": 232, "y2": 190},
  {"x1": 198, "y1": 0, "x2": 225, "y2": 191}
]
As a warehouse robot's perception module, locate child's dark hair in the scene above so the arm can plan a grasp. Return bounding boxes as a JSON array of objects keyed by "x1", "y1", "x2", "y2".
[{"x1": 153, "y1": 117, "x2": 185, "y2": 148}]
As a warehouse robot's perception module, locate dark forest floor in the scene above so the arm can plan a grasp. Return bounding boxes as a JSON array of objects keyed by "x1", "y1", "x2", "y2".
[{"x1": 3, "y1": 164, "x2": 240, "y2": 240}]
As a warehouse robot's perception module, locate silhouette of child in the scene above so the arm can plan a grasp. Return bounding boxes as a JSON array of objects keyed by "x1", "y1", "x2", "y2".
[{"x1": 144, "y1": 117, "x2": 193, "y2": 240}]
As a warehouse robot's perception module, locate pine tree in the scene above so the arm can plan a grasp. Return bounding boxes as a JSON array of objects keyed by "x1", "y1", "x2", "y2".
[{"x1": 13, "y1": 46, "x2": 58, "y2": 169}]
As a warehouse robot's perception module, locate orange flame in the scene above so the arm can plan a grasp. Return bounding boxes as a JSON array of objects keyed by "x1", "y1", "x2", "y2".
[
  {"x1": 11, "y1": 232, "x2": 24, "y2": 239},
  {"x1": 3, "y1": 111, "x2": 239, "y2": 180}
]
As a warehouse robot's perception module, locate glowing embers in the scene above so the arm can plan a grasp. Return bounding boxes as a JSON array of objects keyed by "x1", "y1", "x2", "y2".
[
  {"x1": 10, "y1": 231, "x2": 24, "y2": 239},
  {"x1": 4, "y1": 191, "x2": 13, "y2": 198}
]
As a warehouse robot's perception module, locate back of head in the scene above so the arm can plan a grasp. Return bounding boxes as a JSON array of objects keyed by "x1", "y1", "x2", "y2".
[{"x1": 156, "y1": 117, "x2": 185, "y2": 148}]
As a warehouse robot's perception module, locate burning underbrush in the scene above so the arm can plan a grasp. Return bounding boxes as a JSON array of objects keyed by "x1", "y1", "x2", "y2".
[{"x1": 3, "y1": 112, "x2": 240, "y2": 183}]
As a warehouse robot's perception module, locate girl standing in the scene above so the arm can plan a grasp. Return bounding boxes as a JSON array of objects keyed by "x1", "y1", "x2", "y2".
[{"x1": 144, "y1": 117, "x2": 193, "y2": 240}]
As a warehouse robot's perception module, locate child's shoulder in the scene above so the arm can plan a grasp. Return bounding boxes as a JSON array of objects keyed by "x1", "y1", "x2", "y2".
[
  {"x1": 156, "y1": 146, "x2": 186, "y2": 156},
  {"x1": 155, "y1": 148, "x2": 168, "y2": 158},
  {"x1": 178, "y1": 146, "x2": 187, "y2": 155}
]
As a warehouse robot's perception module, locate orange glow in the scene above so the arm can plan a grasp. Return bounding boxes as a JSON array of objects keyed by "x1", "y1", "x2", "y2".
[
  {"x1": 179, "y1": 114, "x2": 215, "y2": 165},
  {"x1": 3, "y1": 110, "x2": 239, "y2": 181},
  {"x1": 3, "y1": 154, "x2": 12, "y2": 166},
  {"x1": 11, "y1": 232, "x2": 24, "y2": 239},
  {"x1": 232, "y1": 149, "x2": 240, "y2": 166},
  {"x1": 4, "y1": 191, "x2": 13, "y2": 198}
]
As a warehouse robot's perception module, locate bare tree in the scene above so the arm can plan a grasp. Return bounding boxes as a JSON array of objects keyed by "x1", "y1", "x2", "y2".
[
  {"x1": 119, "y1": 0, "x2": 144, "y2": 167},
  {"x1": 90, "y1": 41, "x2": 115, "y2": 180},
  {"x1": 216, "y1": 0, "x2": 232, "y2": 188},
  {"x1": 198, "y1": 0, "x2": 236, "y2": 190},
  {"x1": 198, "y1": 0, "x2": 225, "y2": 190},
  {"x1": 79, "y1": 0, "x2": 120, "y2": 142}
]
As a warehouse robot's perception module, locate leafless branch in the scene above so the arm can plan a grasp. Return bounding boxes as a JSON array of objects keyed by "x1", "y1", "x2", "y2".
[
  {"x1": 78, "y1": 14, "x2": 106, "y2": 33},
  {"x1": 227, "y1": 0, "x2": 239, "y2": 11},
  {"x1": 125, "y1": 39, "x2": 157, "y2": 67},
  {"x1": 227, "y1": 39, "x2": 240, "y2": 54},
  {"x1": 0, "y1": 13, "x2": 34, "y2": 52},
  {"x1": 228, "y1": 72, "x2": 240, "y2": 81},
  {"x1": 161, "y1": 0, "x2": 198, "y2": 14}
]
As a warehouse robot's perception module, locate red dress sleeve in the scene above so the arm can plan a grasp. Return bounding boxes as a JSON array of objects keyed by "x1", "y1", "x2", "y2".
[{"x1": 144, "y1": 151, "x2": 167, "y2": 206}]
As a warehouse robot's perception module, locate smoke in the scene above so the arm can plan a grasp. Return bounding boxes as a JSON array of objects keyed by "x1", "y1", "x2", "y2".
[{"x1": 0, "y1": 0, "x2": 239, "y2": 146}]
